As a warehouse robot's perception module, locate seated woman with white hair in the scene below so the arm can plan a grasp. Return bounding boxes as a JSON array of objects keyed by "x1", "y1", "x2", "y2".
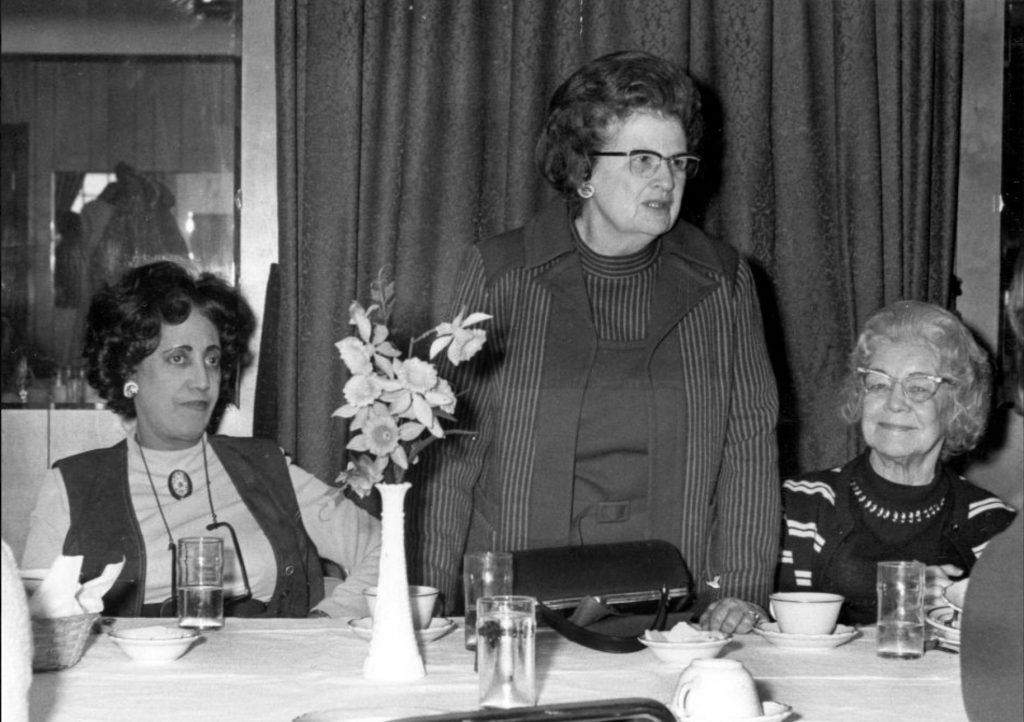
[{"x1": 777, "y1": 300, "x2": 1015, "y2": 625}]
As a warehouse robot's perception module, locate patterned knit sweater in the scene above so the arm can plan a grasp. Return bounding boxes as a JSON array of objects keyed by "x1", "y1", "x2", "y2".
[{"x1": 778, "y1": 452, "x2": 1016, "y2": 624}]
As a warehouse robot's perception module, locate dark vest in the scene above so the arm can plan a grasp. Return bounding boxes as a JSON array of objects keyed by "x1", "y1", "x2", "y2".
[{"x1": 57, "y1": 436, "x2": 324, "y2": 617}]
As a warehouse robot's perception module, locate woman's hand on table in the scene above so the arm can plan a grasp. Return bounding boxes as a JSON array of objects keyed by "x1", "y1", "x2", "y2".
[
  {"x1": 925, "y1": 563, "x2": 964, "y2": 608},
  {"x1": 699, "y1": 597, "x2": 766, "y2": 634}
]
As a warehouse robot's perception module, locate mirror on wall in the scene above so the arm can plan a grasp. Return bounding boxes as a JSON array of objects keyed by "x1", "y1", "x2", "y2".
[{"x1": 0, "y1": 1, "x2": 240, "y2": 406}]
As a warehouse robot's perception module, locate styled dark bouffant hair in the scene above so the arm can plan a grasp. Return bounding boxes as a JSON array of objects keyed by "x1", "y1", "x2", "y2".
[
  {"x1": 535, "y1": 50, "x2": 704, "y2": 216},
  {"x1": 840, "y1": 300, "x2": 991, "y2": 458},
  {"x1": 83, "y1": 261, "x2": 255, "y2": 425}
]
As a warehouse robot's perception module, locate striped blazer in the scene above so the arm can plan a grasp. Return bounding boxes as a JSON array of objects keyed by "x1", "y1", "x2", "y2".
[
  {"x1": 778, "y1": 454, "x2": 1016, "y2": 595},
  {"x1": 415, "y1": 200, "x2": 780, "y2": 612}
]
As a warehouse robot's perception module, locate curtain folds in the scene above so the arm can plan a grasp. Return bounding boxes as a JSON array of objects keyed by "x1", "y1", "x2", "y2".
[{"x1": 272, "y1": 0, "x2": 963, "y2": 486}]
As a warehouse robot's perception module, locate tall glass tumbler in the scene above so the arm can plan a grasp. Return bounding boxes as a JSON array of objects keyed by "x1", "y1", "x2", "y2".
[
  {"x1": 876, "y1": 560, "x2": 925, "y2": 659},
  {"x1": 178, "y1": 537, "x2": 224, "y2": 629},
  {"x1": 477, "y1": 595, "x2": 536, "y2": 708},
  {"x1": 463, "y1": 551, "x2": 513, "y2": 650}
]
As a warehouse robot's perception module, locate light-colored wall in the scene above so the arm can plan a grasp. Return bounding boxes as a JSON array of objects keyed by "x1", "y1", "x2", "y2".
[
  {"x1": 0, "y1": 407, "x2": 125, "y2": 561},
  {"x1": 218, "y1": 0, "x2": 278, "y2": 438}
]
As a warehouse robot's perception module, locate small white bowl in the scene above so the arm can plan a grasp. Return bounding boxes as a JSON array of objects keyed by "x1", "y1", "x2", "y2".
[
  {"x1": 638, "y1": 632, "x2": 731, "y2": 667},
  {"x1": 108, "y1": 625, "x2": 199, "y2": 663}
]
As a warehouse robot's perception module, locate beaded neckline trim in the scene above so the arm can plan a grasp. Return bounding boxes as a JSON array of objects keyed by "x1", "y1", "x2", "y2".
[{"x1": 850, "y1": 480, "x2": 945, "y2": 524}]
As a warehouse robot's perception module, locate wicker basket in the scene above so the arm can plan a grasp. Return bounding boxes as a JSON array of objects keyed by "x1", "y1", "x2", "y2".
[{"x1": 31, "y1": 612, "x2": 101, "y2": 672}]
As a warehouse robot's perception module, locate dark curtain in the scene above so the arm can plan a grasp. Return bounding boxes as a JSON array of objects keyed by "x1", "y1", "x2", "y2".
[{"x1": 272, "y1": 0, "x2": 962, "y2": 485}]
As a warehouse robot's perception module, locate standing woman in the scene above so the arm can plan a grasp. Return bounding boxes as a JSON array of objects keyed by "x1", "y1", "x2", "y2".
[
  {"x1": 22, "y1": 261, "x2": 380, "y2": 618},
  {"x1": 417, "y1": 51, "x2": 780, "y2": 633},
  {"x1": 777, "y1": 300, "x2": 1015, "y2": 625}
]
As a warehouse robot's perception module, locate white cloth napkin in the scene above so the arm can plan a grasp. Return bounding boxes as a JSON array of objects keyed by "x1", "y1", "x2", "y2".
[{"x1": 27, "y1": 555, "x2": 124, "y2": 618}]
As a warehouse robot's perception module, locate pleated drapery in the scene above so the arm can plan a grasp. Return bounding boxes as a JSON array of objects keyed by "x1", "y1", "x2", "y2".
[{"x1": 272, "y1": 0, "x2": 963, "y2": 489}]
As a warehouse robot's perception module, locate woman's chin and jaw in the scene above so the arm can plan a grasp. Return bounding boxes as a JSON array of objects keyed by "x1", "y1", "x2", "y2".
[
  {"x1": 135, "y1": 401, "x2": 216, "y2": 451},
  {"x1": 865, "y1": 425, "x2": 945, "y2": 484}
]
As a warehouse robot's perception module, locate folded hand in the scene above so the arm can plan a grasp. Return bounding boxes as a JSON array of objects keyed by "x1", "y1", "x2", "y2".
[
  {"x1": 925, "y1": 564, "x2": 964, "y2": 608},
  {"x1": 699, "y1": 597, "x2": 766, "y2": 634}
]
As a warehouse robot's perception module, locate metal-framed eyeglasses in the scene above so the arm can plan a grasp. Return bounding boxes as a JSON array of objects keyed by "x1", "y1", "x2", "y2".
[
  {"x1": 856, "y1": 367, "x2": 954, "y2": 404},
  {"x1": 590, "y1": 149, "x2": 701, "y2": 180}
]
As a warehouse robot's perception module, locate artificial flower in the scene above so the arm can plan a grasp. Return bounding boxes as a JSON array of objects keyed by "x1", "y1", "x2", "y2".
[
  {"x1": 329, "y1": 271, "x2": 488, "y2": 499},
  {"x1": 430, "y1": 308, "x2": 492, "y2": 365}
]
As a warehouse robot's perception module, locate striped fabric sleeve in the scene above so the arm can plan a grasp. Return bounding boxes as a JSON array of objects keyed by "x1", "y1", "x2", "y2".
[
  {"x1": 961, "y1": 488, "x2": 1016, "y2": 564},
  {"x1": 777, "y1": 475, "x2": 837, "y2": 592},
  {"x1": 414, "y1": 247, "x2": 497, "y2": 609},
  {"x1": 712, "y1": 260, "x2": 782, "y2": 608}
]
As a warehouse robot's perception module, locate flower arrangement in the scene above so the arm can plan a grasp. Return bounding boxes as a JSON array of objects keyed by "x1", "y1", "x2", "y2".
[{"x1": 332, "y1": 270, "x2": 490, "y2": 498}]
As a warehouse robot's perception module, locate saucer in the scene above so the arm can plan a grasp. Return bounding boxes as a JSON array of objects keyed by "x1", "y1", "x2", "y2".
[
  {"x1": 347, "y1": 617, "x2": 456, "y2": 643},
  {"x1": 925, "y1": 607, "x2": 961, "y2": 643},
  {"x1": 753, "y1": 622, "x2": 859, "y2": 649},
  {"x1": 676, "y1": 700, "x2": 793, "y2": 722}
]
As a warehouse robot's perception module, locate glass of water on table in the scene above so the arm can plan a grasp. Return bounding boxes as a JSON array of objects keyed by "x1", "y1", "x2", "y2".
[
  {"x1": 477, "y1": 595, "x2": 537, "y2": 708},
  {"x1": 178, "y1": 537, "x2": 224, "y2": 629},
  {"x1": 463, "y1": 551, "x2": 513, "y2": 650},
  {"x1": 876, "y1": 560, "x2": 925, "y2": 659}
]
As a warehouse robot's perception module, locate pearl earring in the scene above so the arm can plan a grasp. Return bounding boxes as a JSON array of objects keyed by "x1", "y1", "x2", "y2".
[
  {"x1": 578, "y1": 183, "x2": 595, "y2": 199},
  {"x1": 123, "y1": 381, "x2": 139, "y2": 399}
]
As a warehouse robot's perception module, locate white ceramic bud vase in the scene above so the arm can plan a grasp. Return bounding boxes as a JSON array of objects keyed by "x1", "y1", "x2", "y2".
[{"x1": 363, "y1": 481, "x2": 425, "y2": 681}]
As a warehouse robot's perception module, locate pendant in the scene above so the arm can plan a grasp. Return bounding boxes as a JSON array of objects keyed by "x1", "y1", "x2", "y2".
[{"x1": 168, "y1": 469, "x2": 193, "y2": 500}]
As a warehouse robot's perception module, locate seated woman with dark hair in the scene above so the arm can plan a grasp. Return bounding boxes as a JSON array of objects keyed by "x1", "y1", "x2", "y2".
[
  {"x1": 22, "y1": 261, "x2": 380, "y2": 618},
  {"x1": 777, "y1": 300, "x2": 1015, "y2": 625}
]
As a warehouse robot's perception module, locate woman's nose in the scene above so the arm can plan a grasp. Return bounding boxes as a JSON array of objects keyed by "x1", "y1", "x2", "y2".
[
  {"x1": 653, "y1": 161, "x2": 677, "y2": 188},
  {"x1": 191, "y1": 364, "x2": 212, "y2": 390},
  {"x1": 884, "y1": 383, "x2": 910, "y2": 410}
]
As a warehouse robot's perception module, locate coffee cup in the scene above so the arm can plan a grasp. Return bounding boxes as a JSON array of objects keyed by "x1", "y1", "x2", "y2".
[
  {"x1": 670, "y1": 658, "x2": 762, "y2": 720},
  {"x1": 769, "y1": 591, "x2": 843, "y2": 635},
  {"x1": 363, "y1": 585, "x2": 439, "y2": 630}
]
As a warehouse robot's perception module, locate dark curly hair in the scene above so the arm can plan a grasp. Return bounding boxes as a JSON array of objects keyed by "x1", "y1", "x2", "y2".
[
  {"x1": 83, "y1": 261, "x2": 255, "y2": 429},
  {"x1": 840, "y1": 300, "x2": 991, "y2": 458},
  {"x1": 535, "y1": 50, "x2": 704, "y2": 216}
]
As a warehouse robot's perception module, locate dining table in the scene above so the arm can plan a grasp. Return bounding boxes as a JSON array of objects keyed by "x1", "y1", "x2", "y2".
[{"x1": 28, "y1": 617, "x2": 967, "y2": 722}]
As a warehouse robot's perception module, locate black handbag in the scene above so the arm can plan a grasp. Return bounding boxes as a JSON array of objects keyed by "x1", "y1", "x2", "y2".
[{"x1": 511, "y1": 540, "x2": 693, "y2": 653}]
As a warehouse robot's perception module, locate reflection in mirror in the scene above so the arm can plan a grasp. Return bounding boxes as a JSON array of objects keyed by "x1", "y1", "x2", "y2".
[
  {"x1": 51, "y1": 167, "x2": 236, "y2": 385},
  {"x1": 1, "y1": 9, "x2": 239, "y2": 405}
]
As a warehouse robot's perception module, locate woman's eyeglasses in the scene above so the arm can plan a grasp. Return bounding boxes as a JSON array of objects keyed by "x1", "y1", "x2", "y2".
[
  {"x1": 857, "y1": 368, "x2": 954, "y2": 404},
  {"x1": 591, "y1": 149, "x2": 701, "y2": 180}
]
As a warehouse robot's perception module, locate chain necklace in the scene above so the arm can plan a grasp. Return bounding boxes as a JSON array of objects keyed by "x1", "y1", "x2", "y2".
[
  {"x1": 138, "y1": 436, "x2": 220, "y2": 554},
  {"x1": 137, "y1": 436, "x2": 253, "y2": 610},
  {"x1": 850, "y1": 479, "x2": 945, "y2": 524}
]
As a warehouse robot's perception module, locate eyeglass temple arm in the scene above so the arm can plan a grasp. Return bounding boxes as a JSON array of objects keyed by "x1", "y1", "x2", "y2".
[
  {"x1": 207, "y1": 520, "x2": 252, "y2": 598},
  {"x1": 169, "y1": 541, "x2": 178, "y2": 615}
]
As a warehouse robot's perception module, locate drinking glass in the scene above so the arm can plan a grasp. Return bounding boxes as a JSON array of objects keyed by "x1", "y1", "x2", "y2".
[
  {"x1": 477, "y1": 595, "x2": 536, "y2": 709},
  {"x1": 876, "y1": 560, "x2": 925, "y2": 659},
  {"x1": 463, "y1": 551, "x2": 513, "y2": 650},
  {"x1": 178, "y1": 537, "x2": 224, "y2": 629}
]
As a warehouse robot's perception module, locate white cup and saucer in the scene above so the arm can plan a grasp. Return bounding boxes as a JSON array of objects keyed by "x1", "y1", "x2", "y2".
[
  {"x1": 754, "y1": 592, "x2": 859, "y2": 649},
  {"x1": 349, "y1": 585, "x2": 457, "y2": 643},
  {"x1": 669, "y1": 658, "x2": 792, "y2": 722}
]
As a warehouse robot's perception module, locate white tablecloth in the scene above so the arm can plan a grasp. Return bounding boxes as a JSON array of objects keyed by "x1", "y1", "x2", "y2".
[{"x1": 28, "y1": 618, "x2": 966, "y2": 722}]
